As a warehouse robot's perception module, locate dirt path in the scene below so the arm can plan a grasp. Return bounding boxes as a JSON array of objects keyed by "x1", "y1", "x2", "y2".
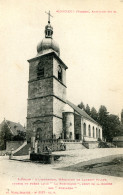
[{"x1": 0, "y1": 150, "x2": 123, "y2": 195}]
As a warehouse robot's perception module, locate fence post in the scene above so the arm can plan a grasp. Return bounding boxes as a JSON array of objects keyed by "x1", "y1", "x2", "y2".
[{"x1": 9, "y1": 148, "x2": 14, "y2": 160}]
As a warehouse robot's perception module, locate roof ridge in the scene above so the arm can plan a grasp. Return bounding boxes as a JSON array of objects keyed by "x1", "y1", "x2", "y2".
[
  {"x1": 66, "y1": 100, "x2": 99, "y2": 125},
  {"x1": 6, "y1": 120, "x2": 23, "y2": 126}
]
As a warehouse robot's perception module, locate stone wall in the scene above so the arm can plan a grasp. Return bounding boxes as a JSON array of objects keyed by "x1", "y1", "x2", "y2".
[
  {"x1": 82, "y1": 141, "x2": 99, "y2": 149},
  {"x1": 53, "y1": 97, "x2": 66, "y2": 118},
  {"x1": 36, "y1": 140, "x2": 86, "y2": 151},
  {"x1": 53, "y1": 117, "x2": 62, "y2": 139},
  {"x1": 26, "y1": 116, "x2": 53, "y2": 141},
  {"x1": 0, "y1": 150, "x2": 6, "y2": 156},
  {"x1": 28, "y1": 78, "x2": 53, "y2": 99},
  {"x1": 29, "y1": 55, "x2": 53, "y2": 82},
  {"x1": 64, "y1": 142, "x2": 86, "y2": 150},
  {"x1": 38, "y1": 140, "x2": 63, "y2": 152},
  {"x1": 53, "y1": 57, "x2": 66, "y2": 86},
  {"x1": 113, "y1": 142, "x2": 123, "y2": 148},
  {"x1": 53, "y1": 78, "x2": 66, "y2": 101},
  {"x1": 27, "y1": 96, "x2": 53, "y2": 118}
]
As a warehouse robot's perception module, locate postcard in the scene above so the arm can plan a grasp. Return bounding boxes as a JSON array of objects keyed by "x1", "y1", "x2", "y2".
[{"x1": 0, "y1": 0, "x2": 123, "y2": 195}]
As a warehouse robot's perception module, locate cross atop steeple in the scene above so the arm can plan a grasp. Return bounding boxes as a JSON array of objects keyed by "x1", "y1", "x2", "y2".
[{"x1": 45, "y1": 10, "x2": 53, "y2": 23}]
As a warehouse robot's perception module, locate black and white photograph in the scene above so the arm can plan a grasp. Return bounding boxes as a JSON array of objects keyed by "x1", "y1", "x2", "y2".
[{"x1": 0, "y1": 0, "x2": 123, "y2": 194}]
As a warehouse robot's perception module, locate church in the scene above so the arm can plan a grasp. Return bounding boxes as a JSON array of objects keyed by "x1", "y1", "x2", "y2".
[{"x1": 26, "y1": 12, "x2": 102, "y2": 150}]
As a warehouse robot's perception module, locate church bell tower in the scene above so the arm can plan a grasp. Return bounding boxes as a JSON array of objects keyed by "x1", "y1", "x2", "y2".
[{"x1": 26, "y1": 11, "x2": 68, "y2": 142}]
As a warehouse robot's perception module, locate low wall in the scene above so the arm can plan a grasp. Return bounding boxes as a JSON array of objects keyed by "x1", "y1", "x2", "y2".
[
  {"x1": 37, "y1": 140, "x2": 86, "y2": 151},
  {"x1": 38, "y1": 140, "x2": 62, "y2": 152},
  {"x1": 83, "y1": 141, "x2": 98, "y2": 149},
  {"x1": 64, "y1": 142, "x2": 86, "y2": 150},
  {"x1": 113, "y1": 142, "x2": 123, "y2": 148},
  {"x1": 0, "y1": 150, "x2": 6, "y2": 156}
]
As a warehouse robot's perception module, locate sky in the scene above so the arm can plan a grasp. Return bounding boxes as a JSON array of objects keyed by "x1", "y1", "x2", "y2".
[{"x1": 0, "y1": 0, "x2": 123, "y2": 125}]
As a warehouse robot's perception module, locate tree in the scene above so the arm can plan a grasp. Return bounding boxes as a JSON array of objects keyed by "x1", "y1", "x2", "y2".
[
  {"x1": 78, "y1": 102, "x2": 85, "y2": 110},
  {"x1": 77, "y1": 102, "x2": 123, "y2": 141},
  {"x1": 106, "y1": 114, "x2": 120, "y2": 142},
  {"x1": 116, "y1": 123, "x2": 123, "y2": 136},
  {"x1": 13, "y1": 131, "x2": 26, "y2": 141},
  {"x1": 85, "y1": 104, "x2": 91, "y2": 116},
  {"x1": 90, "y1": 107, "x2": 98, "y2": 121},
  {"x1": 121, "y1": 109, "x2": 123, "y2": 124},
  {"x1": 98, "y1": 105, "x2": 109, "y2": 140},
  {"x1": 0, "y1": 123, "x2": 13, "y2": 150}
]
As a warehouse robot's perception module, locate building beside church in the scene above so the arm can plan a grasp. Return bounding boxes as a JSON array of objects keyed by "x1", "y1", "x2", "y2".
[
  {"x1": 0, "y1": 119, "x2": 26, "y2": 153},
  {"x1": 26, "y1": 13, "x2": 102, "y2": 150},
  {"x1": 0, "y1": 119, "x2": 25, "y2": 136}
]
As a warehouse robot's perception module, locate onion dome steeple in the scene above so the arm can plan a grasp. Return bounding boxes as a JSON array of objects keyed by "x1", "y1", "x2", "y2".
[{"x1": 37, "y1": 11, "x2": 60, "y2": 56}]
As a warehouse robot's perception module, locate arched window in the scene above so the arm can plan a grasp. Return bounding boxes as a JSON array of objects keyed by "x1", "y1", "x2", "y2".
[
  {"x1": 36, "y1": 128, "x2": 42, "y2": 140},
  {"x1": 99, "y1": 129, "x2": 100, "y2": 138},
  {"x1": 37, "y1": 63, "x2": 44, "y2": 79},
  {"x1": 93, "y1": 127, "x2": 95, "y2": 138},
  {"x1": 58, "y1": 65, "x2": 62, "y2": 81},
  {"x1": 83, "y1": 123, "x2": 86, "y2": 136},
  {"x1": 96, "y1": 128, "x2": 98, "y2": 138},
  {"x1": 88, "y1": 125, "x2": 91, "y2": 137},
  {"x1": 48, "y1": 31, "x2": 50, "y2": 36}
]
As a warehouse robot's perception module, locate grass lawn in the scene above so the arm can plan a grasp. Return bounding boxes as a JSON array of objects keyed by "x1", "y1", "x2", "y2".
[{"x1": 58, "y1": 154, "x2": 123, "y2": 177}]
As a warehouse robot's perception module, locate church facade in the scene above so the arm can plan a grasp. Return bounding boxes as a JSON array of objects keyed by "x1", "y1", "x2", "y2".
[{"x1": 26, "y1": 14, "x2": 102, "y2": 147}]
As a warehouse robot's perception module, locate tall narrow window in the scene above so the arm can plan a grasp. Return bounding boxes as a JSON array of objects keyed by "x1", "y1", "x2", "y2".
[
  {"x1": 48, "y1": 31, "x2": 50, "y2": 36},
  {"x1": 99, "y1": 129, "x2": 100, "y2": 138},
  {"x1": 36, "y1": 128, "x2": 42, "y2": 140},
  {"x1": 37, "y1": 63, "x2": 44, "y2": 79},
  {"x1": 83, "y1": 123, "x2": 86, "y2": 136},
  {"x1": 96, "y1": 128, "x2": 98, "y2": 138},
  {"x1": 58, "y1": 65, "x2": 62, "y2": 81},
  {"x1": 88, "y1": 125, "x2": 91, "y2": 137},
  {"x1": 93, "y1": 127, "x2": 95, "y2": 138}
]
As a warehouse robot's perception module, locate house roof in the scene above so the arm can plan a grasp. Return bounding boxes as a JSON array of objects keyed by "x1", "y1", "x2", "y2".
[
  {"x1": 66, "y1": 100, "x2": 99, "y2": 125},
  {"x1": 0, "y1": 120, "x2": 26, "y2": 136}
]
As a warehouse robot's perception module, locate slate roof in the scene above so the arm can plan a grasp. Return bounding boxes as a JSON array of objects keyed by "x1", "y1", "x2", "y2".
[
  {"x1": 66, "y1": 100, "x2": 99, "y2": 125},
  {"x1": 0, "y1": 120, "x2": 26, "y2": 135}
]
